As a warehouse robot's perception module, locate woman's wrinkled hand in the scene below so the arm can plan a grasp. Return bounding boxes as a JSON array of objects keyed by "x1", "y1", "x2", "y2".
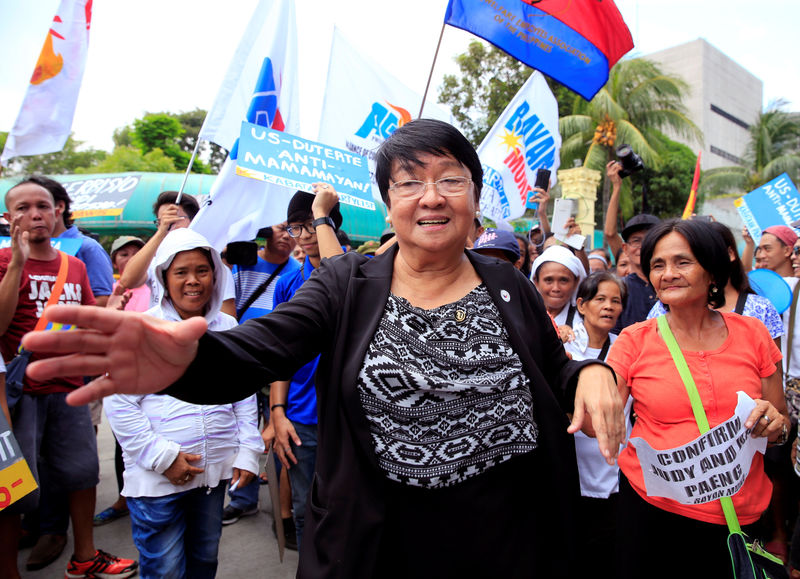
[{"x1": 568, "y1": 364, "x2": 626, "y2": 465}]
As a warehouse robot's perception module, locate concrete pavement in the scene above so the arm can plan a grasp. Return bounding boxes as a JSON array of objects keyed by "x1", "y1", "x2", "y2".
[{"x1": 19, "y1": 416, "x2": 299, "y2": 578}]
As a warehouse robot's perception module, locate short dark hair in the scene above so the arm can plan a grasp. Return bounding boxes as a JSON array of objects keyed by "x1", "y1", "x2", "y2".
[
  {"x1": 576, "y1": 271, "x2": 628, "y2": 309},
  {"x1": 514, "y1": 233, "x2": 532, "y2": 278},
  {"x1": 152, "y1": 191, "x2": 200, "y2": 220},
  {"x1": 374, "y1": 119, "x2": 482, "y2": 207},
  {"x1": 336, "y1": 229, "x2": 351, "y2": 248},
  {"x1": 11, "y1": 176, "x2": 71, "y2": 225},
  {"x1": 641, "y1": 218, "x2": 729, "y2": 309}
]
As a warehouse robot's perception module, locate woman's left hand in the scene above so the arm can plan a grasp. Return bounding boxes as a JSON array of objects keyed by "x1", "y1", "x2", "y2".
[
  {"x1": 568, "y1": 364, "x2": 626, "y2": 465},
  {"x1": 745, "y1": 399, "x2": 788, "y2": 442},
  {"x1": 231, "y1": 467, "x2": 256, "y2": 490}
]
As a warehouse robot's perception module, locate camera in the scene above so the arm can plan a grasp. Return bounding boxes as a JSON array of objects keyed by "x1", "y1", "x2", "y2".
[
  {"x1": 222, "y1": 241, "x2": 258, "y2": 266},
  {"x1": 615, "y1": 144, "x2": 645, "y2": 178}
]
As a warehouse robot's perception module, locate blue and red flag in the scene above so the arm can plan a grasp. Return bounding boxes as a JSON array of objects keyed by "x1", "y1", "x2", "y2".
[{"x1": 444, "y1": 0, "x2": 633, "y2": 100}]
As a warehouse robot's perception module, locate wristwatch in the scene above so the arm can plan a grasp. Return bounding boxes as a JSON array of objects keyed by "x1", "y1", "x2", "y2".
[{"x1": 312, "y1": 216, "x2": 335, "y2": 230}]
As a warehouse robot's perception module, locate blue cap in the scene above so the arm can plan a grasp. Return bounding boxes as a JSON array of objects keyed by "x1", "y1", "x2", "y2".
[{"x1": 472, "y1": 228, "x2": 520, "y2": 262}]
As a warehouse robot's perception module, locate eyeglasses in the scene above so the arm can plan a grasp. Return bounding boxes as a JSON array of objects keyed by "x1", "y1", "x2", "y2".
[
  {"x1": 388, "y1": 176, "x2": 472, "y2": 199},
  {"x1": 793, "y1": 246, "x2": 800, "y2": 256},
  {"x1": 626, "y1": 237, "x2": 645, "y2": 249},
  {"x1": 153, "y1": 216, "x2": 188, "y2": 226},
  {"x1": 287, "y1": 222, "x2": 315, "y2": 238}
]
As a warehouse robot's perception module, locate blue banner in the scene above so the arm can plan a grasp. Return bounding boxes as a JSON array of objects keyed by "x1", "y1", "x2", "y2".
[
  {"x1": 235, "y1": 122, "x2": 376, "y2": 211},
  {"x1": 0, "y1": 237, "x2": 82, "y2": 256},
  {"x1": 445, "y1": 0, "x2": 610, "y2": 100},
  {"x1": 735, "y1": 173, "x2": 800, "y2": 244}
]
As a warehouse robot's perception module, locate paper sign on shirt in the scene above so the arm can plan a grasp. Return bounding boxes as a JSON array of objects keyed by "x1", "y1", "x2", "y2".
[
  {"x1": 0, "y1": 410, "x2": 37, "y2": 511},
  {"x1": 630, "y1": 392, "x2": 766, "y2": 505}
]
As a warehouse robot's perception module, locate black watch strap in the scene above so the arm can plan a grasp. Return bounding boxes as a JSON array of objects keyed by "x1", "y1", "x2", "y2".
[{"x1": 312, "y1": 216, "x2": 335, "y2": 230}]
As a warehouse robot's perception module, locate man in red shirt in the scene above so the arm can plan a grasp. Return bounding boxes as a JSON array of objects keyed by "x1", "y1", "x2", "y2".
[{"x1": 0, "y1": 180, "x2": 137, "y2": 579}]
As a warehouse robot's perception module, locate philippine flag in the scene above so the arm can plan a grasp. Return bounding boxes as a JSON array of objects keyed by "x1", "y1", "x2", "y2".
[{"x1": 190, "y1": 0, "x2": 300, "y2": 251}]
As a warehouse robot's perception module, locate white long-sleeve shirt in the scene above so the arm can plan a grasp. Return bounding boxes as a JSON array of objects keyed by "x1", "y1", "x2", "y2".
[{"x1": 105, "y1": 229, "x2": 264, "y2": 498}]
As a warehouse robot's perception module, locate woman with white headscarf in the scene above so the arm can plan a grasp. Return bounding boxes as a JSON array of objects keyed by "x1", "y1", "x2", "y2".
[
  {"x1": 104, "y1": 229, "x2": 263, "y2": 579},
  {"x1": 532, "y1": 245, "x2": 588, "y2": 342}
]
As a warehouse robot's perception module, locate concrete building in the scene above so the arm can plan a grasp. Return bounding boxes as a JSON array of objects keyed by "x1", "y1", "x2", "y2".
[{"x1": 645, "y1": 38, "x2": 763, "y2": 171}]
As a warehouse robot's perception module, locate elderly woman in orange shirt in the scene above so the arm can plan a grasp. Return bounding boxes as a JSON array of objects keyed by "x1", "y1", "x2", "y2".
[{"x1": 607, "y1": 218, "x2": 789, "y2": 579}]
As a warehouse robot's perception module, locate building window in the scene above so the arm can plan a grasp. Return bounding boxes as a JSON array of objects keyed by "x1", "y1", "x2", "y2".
[
  {"x1": 710, "y1": 104, "x2": 750, "y2": 130},
  {"x1": 710, "y1": 145, "x2": 744, "y2": 165}
]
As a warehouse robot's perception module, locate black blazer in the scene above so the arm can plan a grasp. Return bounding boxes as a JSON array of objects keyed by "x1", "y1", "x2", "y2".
[{"x1": 169, "y1": 246, "x2": 602, "y2": 578}]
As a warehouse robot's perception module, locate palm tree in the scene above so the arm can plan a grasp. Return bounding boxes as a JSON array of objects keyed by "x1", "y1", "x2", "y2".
[
  {"x1": 701, "y1": 100, "x2": 800, "y2": 196},
  {"x1": 559, "y1": 58, "x2": 700, "y2": 217}
]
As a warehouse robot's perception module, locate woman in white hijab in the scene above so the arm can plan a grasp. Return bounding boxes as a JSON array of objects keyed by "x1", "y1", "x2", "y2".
[
  {"x1": 105, "y1": 229, "x2": 263, "y2": 579},
  {"x1": 532, "y1": 245, "x2": 587, "y2": 342}
]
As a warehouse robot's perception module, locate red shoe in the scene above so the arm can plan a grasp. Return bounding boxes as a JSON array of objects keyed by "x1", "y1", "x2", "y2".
[{"x1": 65, "y1": 549, "x2": 138, "y2": 578}]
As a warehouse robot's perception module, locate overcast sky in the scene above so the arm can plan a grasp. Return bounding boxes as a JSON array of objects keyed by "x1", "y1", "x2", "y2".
[{"x1": 1, "y1": 0, "x2": 797, "y2": 153}]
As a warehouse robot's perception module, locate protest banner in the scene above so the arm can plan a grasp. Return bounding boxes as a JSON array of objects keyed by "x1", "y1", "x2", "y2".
[
  {"x1": 0, "y1": 237, "x2": 82, "y2": 256},
  {"x1": 317, "y1": 28, "x2": 454, "y2": 203},
  {"x1": 62, "y1": 174, "x2": 141, "y2": 219},
  {"x1": 236, "y1": 122, "x2": 375, "y2": 211},
  {"x1": 0, "y1": 410, "x2": 37, "y2": 511},
  {"x1": 477, "y1": 71, "x2": 561, "y2": 223},
  {"x1": 190, "y1": 0, "x2": 301, "y2": 251},
  {"x1": 631, "y1": 392, "x2": 766, "y2": 505},
  {"x1": 1, "y1": 0, "x2": 93, "y2": 165},
  {"x1": 735, "y1": 173, "x2": 800, "y2": 244}
]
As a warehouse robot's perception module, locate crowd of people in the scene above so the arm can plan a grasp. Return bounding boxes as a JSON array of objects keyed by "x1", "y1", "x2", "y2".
[{"x1": 0, "y1": 118, "x2": 798, "y2": 578}]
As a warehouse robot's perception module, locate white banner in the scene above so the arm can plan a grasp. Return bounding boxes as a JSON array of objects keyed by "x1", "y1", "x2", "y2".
[
  {"x1": 477, "y1": 71, "x2": 561, "y2": 223},
  {"x1": 191, "y1": 0, "x2": 301, "y2": 251},
  {"x1": 1, "y1": 0, "x2": 92, "y2": 165},
  {"x1": 631, "y1": 392, "x2": 767, "y2": 505},
  {"x1": 317, "y1": 28, "x2": 454, "y2": 203}
]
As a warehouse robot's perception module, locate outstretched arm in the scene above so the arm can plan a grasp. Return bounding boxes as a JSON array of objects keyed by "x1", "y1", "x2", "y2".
[{"x1": 603, "y1": 161, "x2": 624, "y2": 260}]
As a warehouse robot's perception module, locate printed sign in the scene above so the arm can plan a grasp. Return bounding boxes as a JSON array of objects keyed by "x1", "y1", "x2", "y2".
[
  {"x1": 631, "y1": 392, "x2": 766, "y2": 505},
  {"x1": 0, "y1": 410, "x2": 37, "y2": 511},
  {"x1": 236, "y1": 122, "x2": 376, "y2": 211},
  {"x1": 60, "y1": 175, "x2": 141, "y2": 219},
  {"x1": 735, "y1": 173, "x2": 800, "y2": 244},
  {"x1": 0, "y1": 237, "x2": 82, "y2": 256}
]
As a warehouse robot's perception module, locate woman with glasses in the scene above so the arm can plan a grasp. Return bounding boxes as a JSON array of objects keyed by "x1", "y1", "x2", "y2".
[{"x1": 24, "y1": 119, "x2": 625, "y2": 579}]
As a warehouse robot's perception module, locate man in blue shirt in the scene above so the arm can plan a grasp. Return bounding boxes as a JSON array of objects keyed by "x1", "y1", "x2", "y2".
[{"x1": 269, "y1": 185, "x2": 343, "y2": 549}]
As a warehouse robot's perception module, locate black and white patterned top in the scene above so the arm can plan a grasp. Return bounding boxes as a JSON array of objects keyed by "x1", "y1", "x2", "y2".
[{"x1": 357, "y1": 284, "x2": 538, "y2": 489}]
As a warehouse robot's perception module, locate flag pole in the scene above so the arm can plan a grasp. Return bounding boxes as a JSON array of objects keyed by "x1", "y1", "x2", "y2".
[
  {"x1": 174, "y1": 137, "x2": 203, "y2": 204},
  {"x1": 418, "y1": 21, "x2": 446, "y2": 119}
]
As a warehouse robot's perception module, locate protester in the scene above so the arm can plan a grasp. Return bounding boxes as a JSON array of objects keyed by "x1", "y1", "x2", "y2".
[
  {"x1": 588, "y1": 248, "x2": 610, "y2": 273},
  {"x1": 104, "y1": 228, "x2": 262, "y2": 578},
  {"x1": 612, "y1": 247, "x2": 632, "y2": 278},
  {"x1": 757, "y1": 225, "x2": 798, "y2": 279},
  {"x1": 9, "y1": 176, "x2": 115, "y2": 569},
  {"x1": 117, "y1": 191, "x2": 237, "y2": 317},
  {"x1": 607, "y1": 218, "x2": 789, "y2": 578},
  {"x1": 224, "y1": 222, "x2": 299, "y2": 540},
  {"x1": 0, "y1": 179, "x2": 137, "y2": 579},
  {"x1": 268, "y1": 186, "x2": 344, "y2": 549},
  {"x1": 532, "y1": 244, "x2": 588, "y2": 342},
  {"x1": 514, "y1": 233, "x2": 532, "y2": 277},
  {"x1": 471, "y1": 228, "x2": 521, "y2": 265},
  {"x1": 564, "y1": 271, "x2": 629, "y2": 579},
  {"x1": 25, "y1": 119, "x2": 624, "y2": 579}
]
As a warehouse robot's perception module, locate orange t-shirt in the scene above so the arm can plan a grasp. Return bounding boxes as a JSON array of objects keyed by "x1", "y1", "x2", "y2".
[{"x1": 607, "y1": 312, "x2": 781, "y2": 525}]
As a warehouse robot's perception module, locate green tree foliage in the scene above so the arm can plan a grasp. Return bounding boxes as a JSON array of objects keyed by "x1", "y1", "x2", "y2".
[
  {"x1": 124, "y1": 112, "x2": 211, "y2": 174},
  {"x1": 560, "y1": 57, "x2": 699, "y2": 220},
  {"x1": 438, "y1": 41, "x2": 577, "y2": 146},
  {"x1": 634, "y1": 133, "x2": 699, "y2": 218},
  {"x1": 76, "y1": 146, "x2": 175, "y2": 174},
  {"x1": 701, "y1": 100, "x2": 800, "y2": 196},
  {"x1": 0, "y1": 134, "x2": 107, "y2": 176},
  {"x1": 172, "y1": 109, "x2": 228, "y2": 174}
]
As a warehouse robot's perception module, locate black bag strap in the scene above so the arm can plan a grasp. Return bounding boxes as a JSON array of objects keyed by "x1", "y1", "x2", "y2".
[
  {"x1": 236, "y1": 260, "x2": 287, "y2": 319},
  {"x1": 597, "y1": 337, "x2": 612, "y2": 362},
  {"x1": 733, "y1": 291, "x2": 748, "y2": 315},
  {"x1": 565, "y1": 304, "x2": 577, "y2": 327}
]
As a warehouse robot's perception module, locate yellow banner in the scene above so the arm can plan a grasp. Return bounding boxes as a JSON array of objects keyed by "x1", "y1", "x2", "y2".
[{"x1": 0, "y1": 459, "x2": 37, "y2": 511}]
